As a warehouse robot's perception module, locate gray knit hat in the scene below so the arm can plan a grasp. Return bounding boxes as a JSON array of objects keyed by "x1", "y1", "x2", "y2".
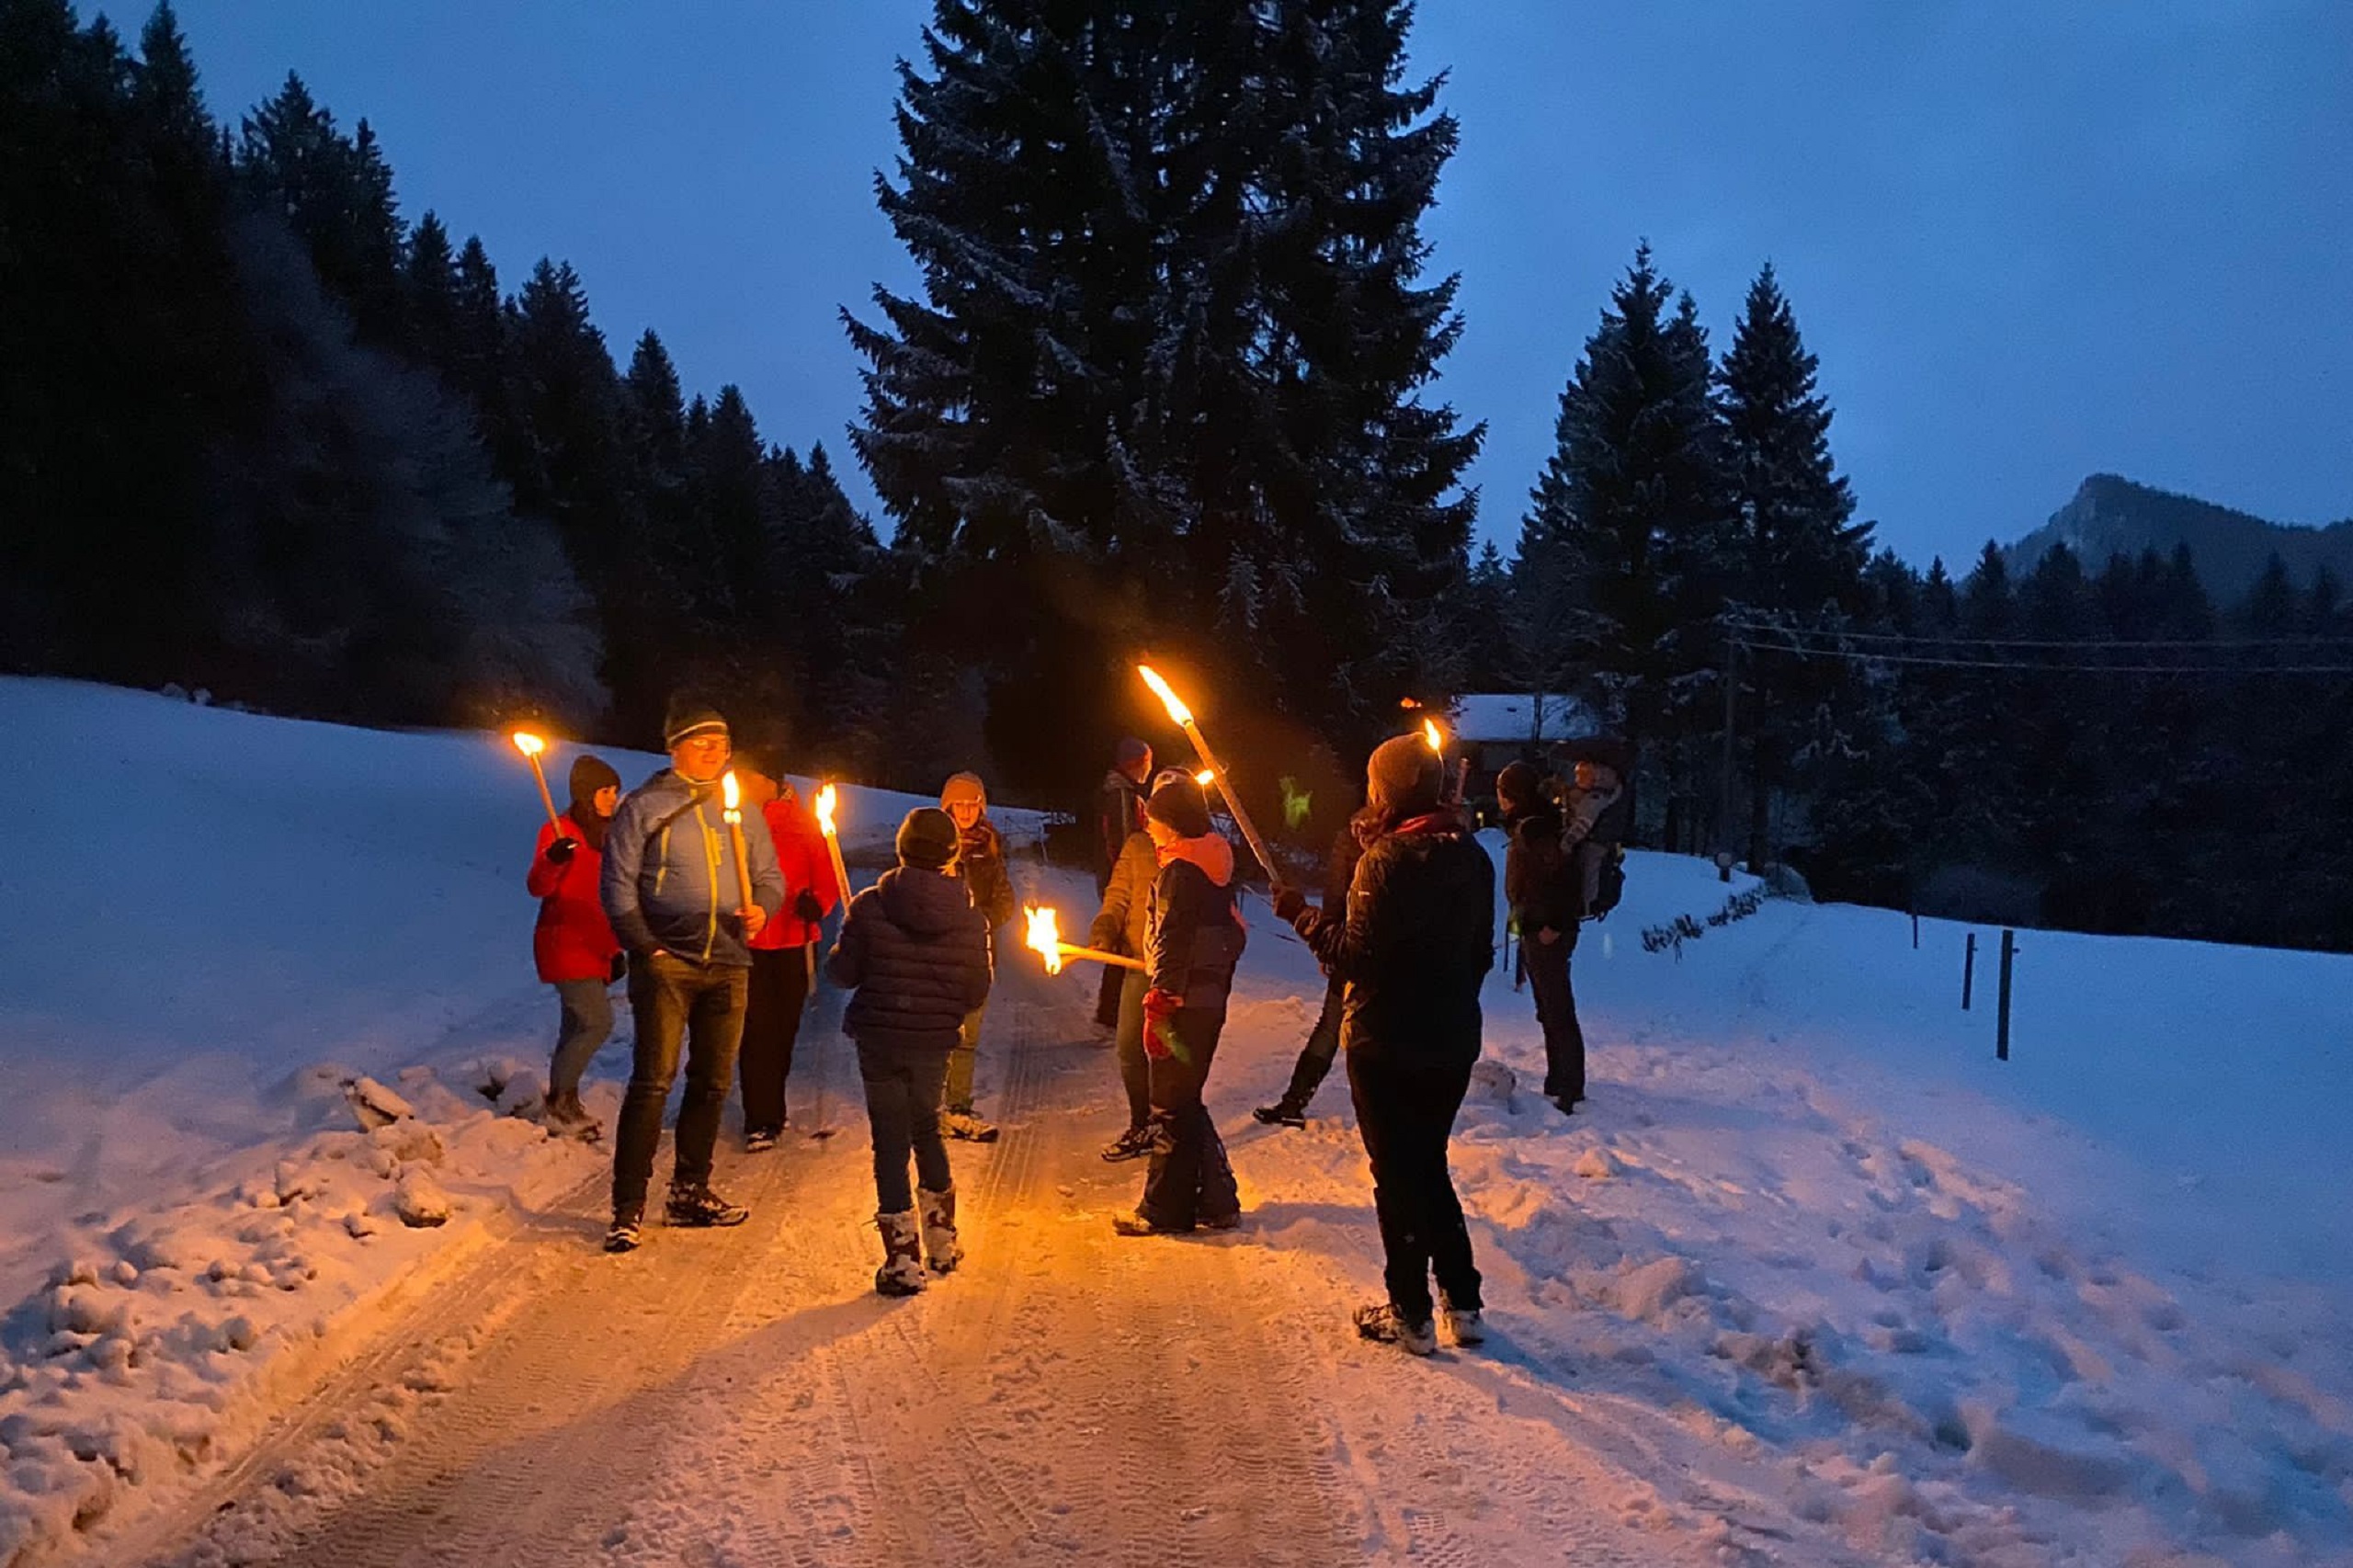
[
  {"x1": 1366, "y1": 733, "x2": 1442, "y2": 812},
  {"x1": 663, "y1": 695, "x2": 729, "y2": 750}
]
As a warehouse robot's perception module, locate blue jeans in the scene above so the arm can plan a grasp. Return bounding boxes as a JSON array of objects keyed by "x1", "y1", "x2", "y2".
[
  {"x1": 550, "y1": 978, "x2": 614, "y2": 1098},
  {"x1": 611, "y1": 952, "x2": 748, "y2": 1213}
]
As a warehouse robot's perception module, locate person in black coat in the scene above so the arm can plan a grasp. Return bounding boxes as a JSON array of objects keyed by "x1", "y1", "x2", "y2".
[
  {"x1": 1497, "y1": 761, "x2": 1582, "y2": 1110},
  {"x1": 1092, "y1": 738, "x2": 1154, "y2": 1028},
  {"x1": 828, "y1": 807, "x2": 994, "y2": 1296},
  {"x1": 1276, "y1": 735, "x2": 1495, "y2": 1355},
  {"x1": 1253, "y1": 820, "x2": 1364, "y2": 1128},
  {"x1": 1115, "y1": 775, "x2": 1247, "y2": 1236}
]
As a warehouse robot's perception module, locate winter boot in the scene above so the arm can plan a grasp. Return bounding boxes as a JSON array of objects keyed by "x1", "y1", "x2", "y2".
[
  {"x1": 745, "y1": 1124, "x2": 782, "y2": 1153},
  {"x1": 665, "y1": 1183, "x2": 750, "y2": 1228},
  {"x1": 875, "y1": 1210, "x2": 927, "y2": 1296},
  {"x1": 1252, "y1": 1096, "x2": 1307, "y2": 1129},
  {"x1": 917, "y1": 1187, "x2": 963, "y2": 1275},
  {"x1": 1353, "y1": 1301, "x2": 1437, "y2": 1356},
  {"x1": 1099, "y1": 1123, "x2": 1154, "y2": 1163},
  {"x1": 604, "y1": 1205, "x2": 643, "y2": 1255},
  {"x1": 547, "y1": 1090, "x2": 601, "y2": 1141},
  {"x1": 1438, "y1": 1292, "x2": 1485, "y2": 1347},
  {"x1": 939, "y1": 1108, "x2": 1000, "y2": 1142}
]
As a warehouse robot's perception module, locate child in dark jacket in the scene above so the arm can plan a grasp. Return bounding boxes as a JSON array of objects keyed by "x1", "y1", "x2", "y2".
[{"x1": 827, "y1": 807, "x2": 994, "y2": 1296}]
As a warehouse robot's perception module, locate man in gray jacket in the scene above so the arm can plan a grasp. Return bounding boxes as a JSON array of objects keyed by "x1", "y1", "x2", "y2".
[{"x1": 599, "y1": 697, "x2": 784, "y2": 1253}]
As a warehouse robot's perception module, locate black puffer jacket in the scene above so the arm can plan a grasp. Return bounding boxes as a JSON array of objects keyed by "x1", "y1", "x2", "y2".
[
  {"x1": 1503, "y1": 802, "x2": 1577, "y2": 936},
  {"x1": 1290, "y1": 811, "x2": 1495, "y2": 1068},
  {"x1": 1147, "y1": 842, "x2": 1248, "y2": 1014},
  {"x1": 828, "y1": 866, "x2": 993, "y2": 1051}
]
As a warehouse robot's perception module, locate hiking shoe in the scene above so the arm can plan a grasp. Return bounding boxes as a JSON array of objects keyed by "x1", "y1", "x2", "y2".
[
  {"x1": 745, "y1": 1125, "x2": 782, "y2": 1153},
  {"x1": 1354, "y1": 1301, "x2": 1437, "y2": 1356},
  {"x1": 665, "y1": 1184, "x2": 750, "y2": 1228},
  {"x1": 1252, "y1": 1099, "x2": 1307, "y2": 1129},
  {"x1": 1439, "y1": 1294, "x2": 1485, "y2": 1347},
  {"x1": 1099, "y1": 1124, "x2": 1154, "y2": 1163},
  {"x1": 1111, "y1": 1210, "x2": 1183, "y2": 1237},
  {"x1": 546, "y1": 1092, "x2": 602, "y2": 1141},
  {"x1": 603, "y1": 1209, "x2": 643, "y2": 1254},
  {"x1": 940, "y1": 1109, "x2": 1000, "y2": 1142},
  {"x1": 1199, "y1": 1210, "x2": 1243, "y2": 1232}
]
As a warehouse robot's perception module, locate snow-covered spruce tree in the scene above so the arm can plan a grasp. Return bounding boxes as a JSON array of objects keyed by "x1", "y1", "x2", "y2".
[
  {"x1": 1714, "y1": 263, "x2": 1871, "y2": 866},
  {"x1": 847, "y1": 0, "x2": 1479, "y2": 791},
  {"x1": 1518, "y1": 243, "x2": 1732, "y2": 844}
]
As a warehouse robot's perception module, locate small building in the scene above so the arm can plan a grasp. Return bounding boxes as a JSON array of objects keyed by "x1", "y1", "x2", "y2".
[{"x1": 1446, "y1": 692, "x2": 1600, "y2": 799}]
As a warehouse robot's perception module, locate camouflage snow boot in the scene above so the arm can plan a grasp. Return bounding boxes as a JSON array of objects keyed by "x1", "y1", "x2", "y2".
[
  {"x1": 875, "y1": 1210, "x2": 927, "y2": 1297},
  {"x1": 917, "y1": 1186, "x2": 963, "y2": 1275}
]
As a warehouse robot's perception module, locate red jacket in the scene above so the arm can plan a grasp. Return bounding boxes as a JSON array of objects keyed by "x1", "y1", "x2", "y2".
[
  {"x1": 529, "y1": 815, "x2": 622, "y2": 983},
  {"x1": 751, "y1": 795, "x2": 844, "y2": 951}
]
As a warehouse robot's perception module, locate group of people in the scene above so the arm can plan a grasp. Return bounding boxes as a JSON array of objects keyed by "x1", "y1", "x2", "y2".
[{"x1": 523, "y1": 690, "x2": 1621, "y2": 1356}]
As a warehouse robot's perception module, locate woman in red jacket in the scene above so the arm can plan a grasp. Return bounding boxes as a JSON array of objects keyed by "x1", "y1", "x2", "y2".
[
  {"x1": 734, "y1": 750, "x2": 845, "y2": 1149},
  {"x1": 529, "y1": 754, "x2": 624, "y2": 1137}
]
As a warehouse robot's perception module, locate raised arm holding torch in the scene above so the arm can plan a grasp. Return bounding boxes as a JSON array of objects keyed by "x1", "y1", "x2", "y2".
[
  {"x1": 511, "y1": 731, "x2": 563, "y2": 835},
  {"x1": 1136, "y1": 664, "x2": 1277, "y2": 880}
]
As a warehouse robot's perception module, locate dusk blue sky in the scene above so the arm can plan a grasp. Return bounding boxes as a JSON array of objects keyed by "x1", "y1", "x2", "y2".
[{"x1": 144, "y1": 0, "x2": 2353, "y2": 570}]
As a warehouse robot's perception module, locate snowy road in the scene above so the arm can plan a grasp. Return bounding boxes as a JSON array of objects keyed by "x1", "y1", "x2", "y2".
[{"x1": 119, "y1": 962, "x2": 1745, "y2": 1568}]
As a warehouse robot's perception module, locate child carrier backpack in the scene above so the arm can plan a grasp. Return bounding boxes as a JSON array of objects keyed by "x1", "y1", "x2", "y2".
[{"x1": 1550, "y1": 737, "x2": 1634, "y2": 921}]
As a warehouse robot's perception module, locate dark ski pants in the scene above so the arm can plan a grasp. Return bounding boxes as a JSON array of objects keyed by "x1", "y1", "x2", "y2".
[
  {"x1": 1347, "y1": 1050, "x2": 1481, "y2": 1323},
  {"x1": 1113, "y1": 967, "x2": 1150, "y2": 1130},
  {"x1": 1139, "y1": 1008, "x2": 1239, "y2": 1230},
  {"x1": 1523, "y1": 924, "x2": 1586, "y2": 1102},
  {"x1": 549, "y1": 977, "x2": 614, "y2": 1099},
  {"x1": 739, "y1": 944, "x2": 814, "y2": 1131},
  {"x1": 1276, "y1": 978, "x2": 1345, "y2": 1108},
  {"x1": 1094, "y1": 871, "x2": 1125, "y2": 1028},
  {"x1": 858, "y1": 1037, "x2": 953, "y2": 1214},
  {"x1": 612, "y1": 952, "x2": 747, "y2": 1214}
]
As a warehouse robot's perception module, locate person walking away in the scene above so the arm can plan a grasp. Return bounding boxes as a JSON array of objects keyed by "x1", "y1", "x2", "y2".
[
  {"x1": 528, "y1": 754, "x2": 624, "y2": 1139},
  {"x1": 828, "y1": 808, "x2": 993, "y2": 1294},
  {"x1": 1092, "y1": 738, "x2": 1154, "y2": 1029},
  {"x1": 1088, "y1": 768, "x2": 1186, "y2": 1162},
  {"x1": 1253, "y1": 819, "x2": 1366, "y2": 1128},
  {"x1": 1496, "y1": 761, "x2": 1582, "y2": 1112},
  {"x1": 733, "y1": 749, "x2": 843, "y2": 1149},
  {"x1": 939, "y1": 771, "x2": 1016, "y2": 1141},
  {"x1": 1113, "y1": 774, "x2": 1246, "y2": 1236},
  {"x1": 598, "y1": 698, "x2": 784, "y2": 1254},
  {"x1": 1276, "y1": 735, "x2": 1495, "y2": 1354}
]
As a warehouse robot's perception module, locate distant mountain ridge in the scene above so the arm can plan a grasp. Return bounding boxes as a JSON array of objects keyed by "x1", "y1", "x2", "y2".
[{"x1": 2006, "y1": 474, "x2": 2353, "y2": 605}]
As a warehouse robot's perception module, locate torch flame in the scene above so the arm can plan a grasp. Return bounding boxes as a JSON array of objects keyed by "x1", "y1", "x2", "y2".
[
  {"x1": 813, "y1": 782, "x2": 839, "y2": 838},
  {"x1": 721, "y1": 769, "x2": 741, "y2": 814},
  {"x1": 1024, "y1": 905, "x2": 1064, "y2": 976},
  {"x1": 1194, "y1": 768, "x2": 1214, "y2": 788},
  {"x1": 510, "y1": 730, "x2": 546, "y2": 758},
  {"x1": 1422, "y1": 719, "x2": 1445, "y2": 754},
  {"x1": 1137, "y1": 664, "x2": 1193, "y2": 727}
]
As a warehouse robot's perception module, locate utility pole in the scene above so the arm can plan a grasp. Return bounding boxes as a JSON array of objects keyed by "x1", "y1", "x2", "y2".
[{"x1": 1719, "y1": 631, "x2": 1737, "y2": 867}]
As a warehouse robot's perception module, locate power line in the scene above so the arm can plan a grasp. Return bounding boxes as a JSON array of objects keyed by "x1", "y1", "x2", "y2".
[{"x1": 1727, "y1": 636, "x2": 2353, "y2": 676}]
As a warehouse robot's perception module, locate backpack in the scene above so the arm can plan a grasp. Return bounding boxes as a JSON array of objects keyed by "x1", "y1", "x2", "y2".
[{"x1": 1549, "y1": 737, "x2": 1634, "y2": 922}]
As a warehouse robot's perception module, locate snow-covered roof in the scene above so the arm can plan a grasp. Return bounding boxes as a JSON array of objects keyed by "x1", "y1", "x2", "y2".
[{"x1": 1446, "y1": 692, "x2": 1598, "y2": 744}]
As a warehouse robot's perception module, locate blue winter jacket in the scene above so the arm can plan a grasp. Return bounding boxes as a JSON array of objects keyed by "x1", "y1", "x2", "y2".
[{"x1": 600, "y1": 769, "x2": 785, "y2": 968}]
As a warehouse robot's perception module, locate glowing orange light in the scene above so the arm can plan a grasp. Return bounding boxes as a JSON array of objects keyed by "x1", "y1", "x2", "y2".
[
  {"x1": 1422, "y1": 719, "x2": 1445, "y2": 755},
  {"x1": 510, "y1": 731, "x2": 546, "y2": 757},
  {"x1": 721, "y1": 769, "x2": 742, "y2": 816},
  {"x1": 1025, "y1": 905, "x2": 1064, "y2": 976},
  {"x1": 1137, "y1": 665, "x2": 1193, "y2": 727},
  {"x1": 813, "y1": 782, "x2": 839, "y2": 838},
  {"x1": 1194, "y1": 768, "x2": 1214, "y2": 788}
]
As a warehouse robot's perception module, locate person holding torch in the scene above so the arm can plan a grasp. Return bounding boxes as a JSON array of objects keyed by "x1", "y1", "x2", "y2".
[
  {"x1": 730, "y1": 748, "x2": 842, "y2": 1150},
  {"x1": 597, "y1": 697, "x2": 784, "y2": 1254},
  {"x1": 524, "y1": 750, "x2": 624, "y2": 1140}
]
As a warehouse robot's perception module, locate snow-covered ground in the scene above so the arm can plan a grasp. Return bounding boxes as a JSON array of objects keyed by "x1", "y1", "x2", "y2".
[{"x1": 3, "y1": 677, "x2": 2350, "y2": 1566}]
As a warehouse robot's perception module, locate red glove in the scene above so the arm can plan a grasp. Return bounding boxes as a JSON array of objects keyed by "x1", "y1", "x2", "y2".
[{"x1": 1141, "y1": 987, "x2": 1180, "y2": 1062}]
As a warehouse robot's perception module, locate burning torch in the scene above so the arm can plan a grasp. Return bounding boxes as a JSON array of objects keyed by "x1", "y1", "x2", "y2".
[
  {"x1": 1136, "y1": 665, "x2": 1277, "y2": 879},
  {"x1": 510, "y1": 731, "x2": 563, "y2": 835},
  {"x1": 1024, "y1": 905, "x2": 1143, "y2": 974},
  {"x1": 720, "y1": 770, "x2": 756, "y2": 912},
  {"x1": 813, "y1": 782, "x2": 854, "y2": 903},
  {"x1": 1423, "y1": 717, "x2": 1470, "y2": 804}
]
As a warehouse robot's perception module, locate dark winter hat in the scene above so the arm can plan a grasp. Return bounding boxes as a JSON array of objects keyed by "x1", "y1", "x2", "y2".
[
  {"x1": 1367, "y1": 733, "x2": 1442, "y2": 813},
  {"x1": 1114, "y1": 736, "x2": 1153, "y2": 772},
  {"x1": 896, "y1": 806, "x2": 961, "y2": 871},
  {"x1": 1495, "y1": 761, "x2": 1540, "y2": 811},
  {"x1": 662, "y1": 694, "x2": 729, "y2": 750},
  {"x1": 568, "y1": 754, "x2": 622, "y2": 802},
  {"x1": 1145, "y1": 774, "x2": 1214, "y2": 839}
]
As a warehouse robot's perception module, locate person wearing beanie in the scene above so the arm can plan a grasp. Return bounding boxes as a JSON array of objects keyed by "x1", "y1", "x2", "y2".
[
  {"x1": 1091, "y1": 738, "x2": 1155, "y2": 1029},
  {"x1": 1088, "y1": 767, "x2": 1188, "y2": 1162},
  {"x1": 597, "y1": 699, "x2": 785, "y2": 1254},
  {"x1": 1497, "y1": 757, "x2": 1615, "y2": 1114},
  {"x1": 1112, "y1": 773, "x2": 1247, "y2": 1236},
  {"x1": 938, "y1": 772, "x2": 1016, "y2": 1142},
  {"x1": 526, "y1": 753, "x2": 626, "y2": 1139},
  {"x1": 731, "y1": 748, "x2": 845, "y2": 1152},
  {"x1": 1271, "y1": 733, "x2": 1495, "y2": 1355},
  {"x1": 828, "y1": 807, "x2": 994, "y2": 1295}
]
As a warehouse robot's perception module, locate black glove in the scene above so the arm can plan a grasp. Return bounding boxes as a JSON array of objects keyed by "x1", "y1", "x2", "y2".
[
  {"x1": 544, "y1": 835, "x2": 578, "y2": 865},
  {"x1": 608, "y1": 951, "x2": 628, "y2": 984},
  {"x1": 1271, "y1": 884, "x2": 1309, "y2": 924},
  {"x1": 794, "y1": 889, "x2": 825, "y2": 925},
  {"x1": 1087, "y1": 915, "x2": 1122, "y2": 952}
]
